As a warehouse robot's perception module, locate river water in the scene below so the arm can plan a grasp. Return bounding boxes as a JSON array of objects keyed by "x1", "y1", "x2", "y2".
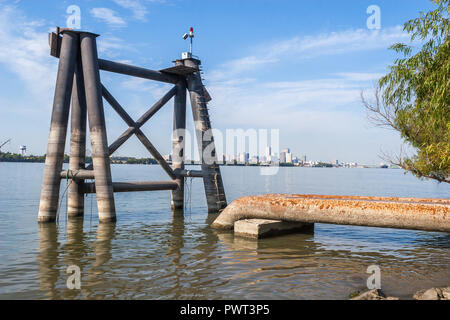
[{"x1": 0, "y1": 162, "x2": 448, "y2": 299}]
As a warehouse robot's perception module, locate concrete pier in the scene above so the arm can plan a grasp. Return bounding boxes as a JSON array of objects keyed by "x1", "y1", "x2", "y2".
[{"x1": 212, "y1": 194, "x2": 450, "y2": 233}]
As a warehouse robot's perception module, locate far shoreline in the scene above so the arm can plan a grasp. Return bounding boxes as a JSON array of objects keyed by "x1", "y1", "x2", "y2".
[{"x1": 0, "y1": 152, "x2": 396, "y2": 169}]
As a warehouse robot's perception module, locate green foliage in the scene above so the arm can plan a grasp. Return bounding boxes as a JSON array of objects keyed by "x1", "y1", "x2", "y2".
[
  {"x1": 0, "y1": 152, "x2": 46, "y2": 162},
  {"x1": 122, "y1": 157, "x2": 157, "y2": 165},
  {"x1": 378, "y1": 0, "x2": 449, "y2": 183},
  {"x1": 313, "y1": 162, "x2": 333, "y2": 168},
  {"x1": 0, "y1": 152, "x2": 92, "y2": 164}
]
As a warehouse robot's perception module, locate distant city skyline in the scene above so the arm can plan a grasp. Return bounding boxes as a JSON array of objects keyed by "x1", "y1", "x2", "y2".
[
  {"x1": 0, "y1": 139, "x2": 391, "y2": 166},
  {"x1": 184, "y1": 145, "x2": 379, "y2": 166}
]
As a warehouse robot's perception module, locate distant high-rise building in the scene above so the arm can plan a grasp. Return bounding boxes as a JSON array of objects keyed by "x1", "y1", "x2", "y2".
[
  {"x1": 265, "y1": 146, "x2": 271, "y2": 158},
  {"x1": 239, "y1": 152, "x2": 249, "y2": 164},
  {"x1": 280, "y1": 152, "x2": 286, "y2": 164},
  {"x1": 286, "y1": 152, "x2": 292, "y2": 163},
  {"x1": 282, "y1": 148, "x2": 290, "y2": 154},
  {"x1": 302, "y1": 155, "x2": 307, "y2": 163}
]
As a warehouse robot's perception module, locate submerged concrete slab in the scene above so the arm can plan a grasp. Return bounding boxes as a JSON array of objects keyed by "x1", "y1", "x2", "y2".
[{"x1": 234, "y1": 218, "x2": 313, "y2": 239}]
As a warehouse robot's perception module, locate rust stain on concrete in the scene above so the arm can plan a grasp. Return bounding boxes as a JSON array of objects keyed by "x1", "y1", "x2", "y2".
[{"x1": 211, "y1": 194, "x2": 450, "y2": 233}]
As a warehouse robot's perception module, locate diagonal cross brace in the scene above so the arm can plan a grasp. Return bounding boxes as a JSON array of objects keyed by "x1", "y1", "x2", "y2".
[{"x1": 86, "y1": 84, "x2": 177, "y2": 180}]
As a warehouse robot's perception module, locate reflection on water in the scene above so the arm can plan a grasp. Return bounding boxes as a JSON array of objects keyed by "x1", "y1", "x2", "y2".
[
  {"x1": 33, "y1": 218, "x2": 450, "y2": 300},
  {"x1": 0, "y1": 163, "x2": 449, "y2": 299},
  {"x1": 37, "y1": 224, "x2": 59, "y2": 299},
  {"x1": 37, "y1": 220, "x2": 117, "y2": 299}
]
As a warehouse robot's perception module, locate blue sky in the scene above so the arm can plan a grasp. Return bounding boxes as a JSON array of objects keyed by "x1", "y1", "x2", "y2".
[{"x1": 0, "y1": 0, "x2": 437, "y2": 164}]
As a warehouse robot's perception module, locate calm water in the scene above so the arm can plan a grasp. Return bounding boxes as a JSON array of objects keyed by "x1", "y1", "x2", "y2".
[{"x1": 0, "y1": 162, "x2": 449, "y2": 299}]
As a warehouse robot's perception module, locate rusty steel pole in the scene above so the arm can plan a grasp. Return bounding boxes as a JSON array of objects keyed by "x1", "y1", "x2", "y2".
[
  {"x1": 171, "y1": 80, "x2": 187, "y2": 211},
  {"x1": 80, "y1": 32, "x2": 116, "y2": 223},
  {"x1": 185, "y1": 59, "x2": 227, "y2": 213},
  {"x1": 67, "y1": 58, "x2": 87, "y2": 218},
  {"x1": 38, "y1": 31, "x2": 79, "y2": 223}
]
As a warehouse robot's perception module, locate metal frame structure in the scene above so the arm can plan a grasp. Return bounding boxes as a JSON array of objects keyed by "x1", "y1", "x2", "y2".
[{"x1": 38, "y1": 29, "x2": 227, "y2": 223}]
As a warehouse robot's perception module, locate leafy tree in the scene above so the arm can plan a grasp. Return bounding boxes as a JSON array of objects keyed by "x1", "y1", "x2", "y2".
[{"x1": 362, "y1": 0, "x2": 449, "y2": 183}]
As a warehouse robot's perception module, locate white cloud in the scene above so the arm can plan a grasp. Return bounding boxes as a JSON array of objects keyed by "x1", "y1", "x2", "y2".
[
  {"x1": 204, "y1": 25, "x2": 406, "y2": 160},
  {"x1": 271, "y1": 26, "x2": 408, "y2": 59},
  {"x1": 206, "y1": 26, "x2": 405, "y2": 127},
  {"x1": 97, "y1": 36, "x2": 129, "y2": 59},
  {"x1": 91, "y1": 8, "x2": 126, "y2": 26},
  {"x1": 0, "y1": 6, "x2": 404, "y2": 161},
  {"x1": 334, "y1": 72, "x2": 384, "y2": 82},
  {"x1": 97, "y1": 34, "x2": 142, "y2": 60},
  {"x1": 208, "y1": 74, "x2": 373, "y2": 129},
  {"x1": 0, "y1": 5, "x2": 61, "y2": 155},
  {"x1": 209, "y1": 56, "x2": 277, "y2": 81},
  {"x1": 120, "y1": 76, "x2": 171, "y2": 96},
  {"x1": 203, "y1": 26, "x2": 409, "y2": 159},
  {"x1": 0, "y1": 5, "x2": 56, "y2": 106},
  {"x1": 205, "y1": 71, "x2": 402, "y2": 163},
  {"x1": 211, "y1": 26, "x2": 409, "y2": 81},
  {"x1": 113, "y1": 0, "x2": 148, "y2": 21},
  {"x1": 267, "y1": 26, "x2": 408, "y2": 58},
  {"x1": 98, "y1": 36, "x2": 124, "y2": 51}
]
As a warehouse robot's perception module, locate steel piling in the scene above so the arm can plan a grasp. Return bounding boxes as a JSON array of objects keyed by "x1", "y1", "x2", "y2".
[
  {"x1": 38, "y1": 31, "x2": 79, "y2": 223},
  {"x1": 39, "y1": 28, "x2": 228, "y2": 223},
  {"x1": 185, "y1": 59, "x2": 227, "y2": 213},
  {"x1": 80, "y1": 32, "x2": 116, "y2": 223},
  {"x1": 171, "y1": 80, "x2": 187, "y2": 210},
  {"x1": 67, "y1": 58, "x2": 87, "y2": 217}
]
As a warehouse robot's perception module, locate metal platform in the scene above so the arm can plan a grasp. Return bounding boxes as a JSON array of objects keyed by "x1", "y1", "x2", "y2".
[{"x1": 160, "y1": 64, "x2": 198, "y2": 75}]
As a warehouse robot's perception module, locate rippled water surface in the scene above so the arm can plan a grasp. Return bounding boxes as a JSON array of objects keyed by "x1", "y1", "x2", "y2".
[{"x1": 0, "y1": 163, "x2": 449, "y2": 299}]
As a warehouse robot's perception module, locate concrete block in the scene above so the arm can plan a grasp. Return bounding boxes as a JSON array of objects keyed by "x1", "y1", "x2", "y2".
[{"x1": 234, "y1": 219, "x2": 314, "y2": 239}]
